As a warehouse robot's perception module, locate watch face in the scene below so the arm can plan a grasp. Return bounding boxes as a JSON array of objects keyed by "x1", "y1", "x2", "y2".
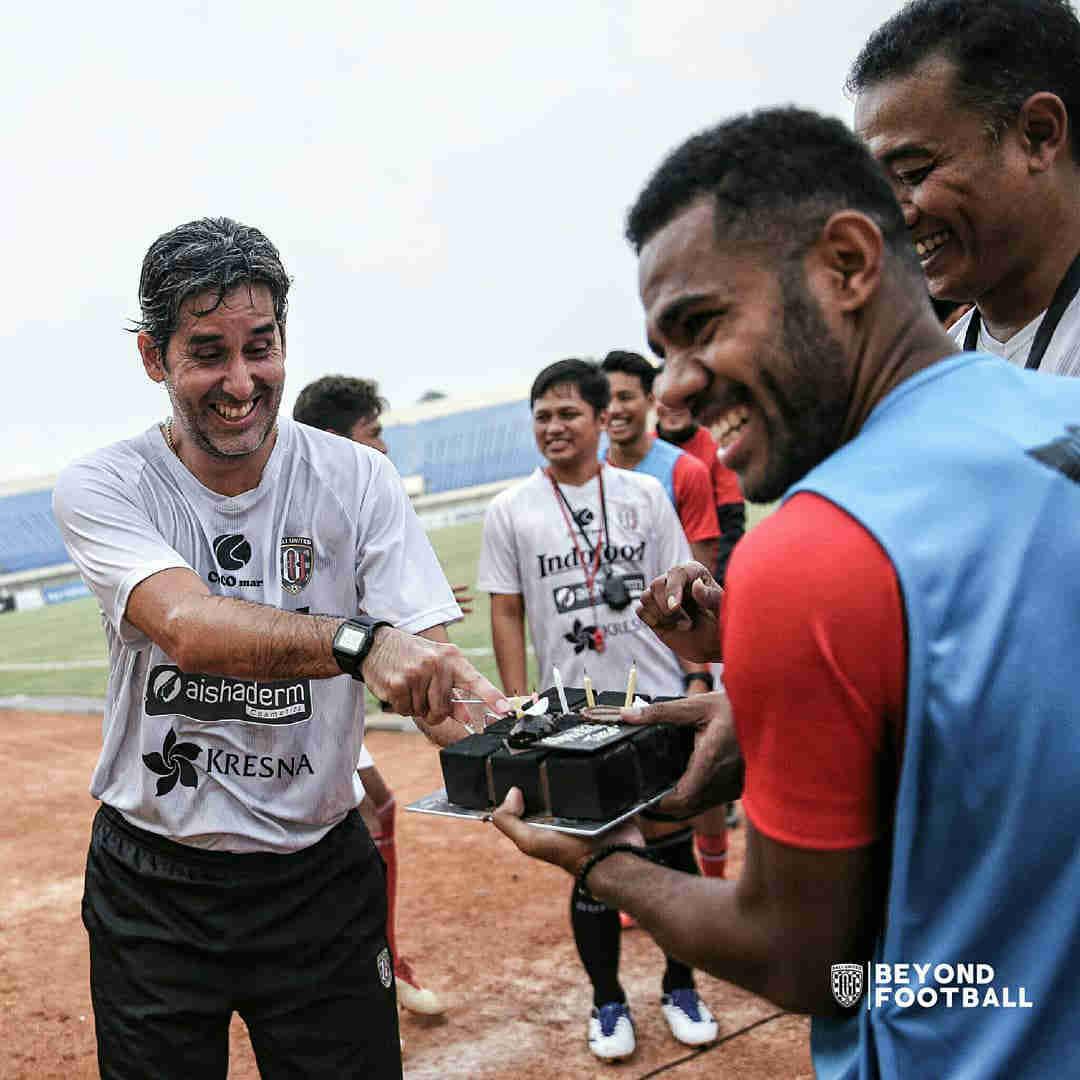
[{"x1": 337, "y1": 625, "x2": 368, "y2": 653}]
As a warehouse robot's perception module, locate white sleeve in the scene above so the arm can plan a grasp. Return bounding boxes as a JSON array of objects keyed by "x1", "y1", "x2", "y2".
[
  {"x1": 652, "y1": 483, "x2": 693, "y2": 573},
  {"x1": 476, "y1": 494, "x2": 522, "y2": 595},
  {"x1": 353, "y1": 449, "x2": 461, "y2": 633},
  {"x1": 52, "y1": 459, "x2": 191, "y2": 645}
]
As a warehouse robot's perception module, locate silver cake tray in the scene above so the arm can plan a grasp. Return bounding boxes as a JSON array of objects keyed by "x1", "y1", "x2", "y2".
[{"x1": 406, "y1": 786, "x2": 674, "y2": 837}]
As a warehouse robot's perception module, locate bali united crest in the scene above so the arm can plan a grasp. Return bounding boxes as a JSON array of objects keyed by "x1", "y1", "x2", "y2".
[
  {"x1": 280, "y1": 536, "x2": 314, "y2": 595},
  {"x1": 376, "y1": 946, "x2": 394, "y2": 989},
  {"x1": 831, "y1": 963, "x2": 864, "y2": 1008}
]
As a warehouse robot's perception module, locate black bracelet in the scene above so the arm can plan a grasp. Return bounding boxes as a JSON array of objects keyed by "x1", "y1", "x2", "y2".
[
  {"x1": 575, "y1": 843, "x2": 654, "y2": 898},
  {"x1": 683, "y1": 671, "x2": 714, "y2": 691}
]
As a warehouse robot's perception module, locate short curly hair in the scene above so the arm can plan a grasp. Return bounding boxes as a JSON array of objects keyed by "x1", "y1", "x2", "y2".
[
  {"x1": 131, "y1": 217, "x2": 291, "y2": 359},
  {"x1": 625, "y1": 107, "x2": 918, "y2": 283},
  {"x1": 292, "y1": 375, "x2": 388, "y2": 433},
  {"x1": 847, "y1": 0, "x2": 1080, "y2": 163}
]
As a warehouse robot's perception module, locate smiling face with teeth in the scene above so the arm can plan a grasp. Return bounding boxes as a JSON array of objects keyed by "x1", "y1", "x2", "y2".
[
  {"x1": 140, "y1": 282, "x2": 285, "y2": 489},
  {"x1": 854, "y1": 55, "x2": 1040, "y2": 312},
  {"x1": 639, "y1": 200, "x2": 851, "y2": 503}
]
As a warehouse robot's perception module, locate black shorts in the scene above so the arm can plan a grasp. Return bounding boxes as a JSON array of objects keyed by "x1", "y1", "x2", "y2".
[{"x1": 83, "y1": 804, "x2": 401, "y2": 1080}]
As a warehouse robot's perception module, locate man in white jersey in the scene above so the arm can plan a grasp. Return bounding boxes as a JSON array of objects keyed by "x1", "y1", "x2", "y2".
[
  {"x1": 478, "y1": 358, "x2": 718, "y2": 1063},
  {"x1": 851, "y1": 0, "x2": 1080, "y2": 376},
  {"x1": 52, "y1": 217, "x2": 508, "y2": 1080}
]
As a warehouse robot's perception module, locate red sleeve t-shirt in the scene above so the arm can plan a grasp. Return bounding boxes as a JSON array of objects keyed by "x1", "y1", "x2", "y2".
[
  {"x1": 672, "y1": 453, "x2": 720, "y2": 543},
  {"x1": 680, "y1": 425, "x2": 743, "y2": 506},
  {"x1": 722, "y1": 492, "x2": 907, "y2": 850}
]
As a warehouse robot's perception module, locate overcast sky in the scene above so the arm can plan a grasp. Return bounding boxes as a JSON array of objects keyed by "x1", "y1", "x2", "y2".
[{"x1": 1, "y1": 1, "x2": 903, "y2": 484}]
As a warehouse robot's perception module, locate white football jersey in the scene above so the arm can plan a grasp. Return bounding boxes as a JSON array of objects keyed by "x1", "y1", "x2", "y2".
[{"x1": 53, "y1": 418, "x2": 460, "y2": 852}]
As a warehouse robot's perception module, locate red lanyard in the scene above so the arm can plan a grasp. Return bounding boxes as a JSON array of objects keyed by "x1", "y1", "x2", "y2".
[{"x1": 546, "y1": 467, "x2": 607, "y2": 604}]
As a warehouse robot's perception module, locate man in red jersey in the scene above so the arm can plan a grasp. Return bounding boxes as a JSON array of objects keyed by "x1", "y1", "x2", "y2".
[{"x1": 654, "y1": 399, "x2": 744, "y2": 585}]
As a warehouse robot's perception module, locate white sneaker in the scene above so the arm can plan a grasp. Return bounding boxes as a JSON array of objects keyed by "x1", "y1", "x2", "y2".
[
  {"x1": 660, "y1": 989, "x2": 718, "y2": 1046},
  {"x1": 395, "y1": 956, "x2": 446, "y2": 1015},
  {"x1": 588, "y1": 1001, "x2": 636, "y2": 1061}
]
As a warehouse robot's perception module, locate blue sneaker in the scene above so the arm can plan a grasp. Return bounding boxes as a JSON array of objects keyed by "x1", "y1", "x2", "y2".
[
  {"x1": 660, "y1": 988, "x2": 718, "y2": 1046},
  {"x1": 588, "y1": 1001, "x2": 636, "y2": 1060}
]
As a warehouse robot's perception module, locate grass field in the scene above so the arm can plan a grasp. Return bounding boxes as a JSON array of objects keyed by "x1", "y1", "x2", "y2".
[
  {"x1": 0, "y1": 519, "x2": 524, "y2": 702},
  {"x1": 0, "y1": 504, "x2": 774, "y2": 701}
]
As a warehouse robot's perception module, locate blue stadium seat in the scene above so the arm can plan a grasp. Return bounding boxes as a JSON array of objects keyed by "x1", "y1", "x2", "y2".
[
  {"x1": 383, "y1": 399, "x2": 542, "y2": 494},
  {"x1": 0, "y1": 489, "x2": 69, "y2": 574}
]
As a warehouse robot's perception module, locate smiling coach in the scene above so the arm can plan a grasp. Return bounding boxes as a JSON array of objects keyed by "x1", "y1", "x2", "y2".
[{"x1": 52, "y1": 217, "x2": 507, "y2": 1079}]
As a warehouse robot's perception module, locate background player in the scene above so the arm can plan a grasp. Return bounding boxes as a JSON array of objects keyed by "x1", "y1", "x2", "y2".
[
  {"x1": 477, "y1": 358, "x2": 718, "y2": 1063},
  {"x1": 851, "y1": 0, "x2": 1080, "y2": 376},
  {"x1": 293, "y1": 373, "x2": 458, "y2": 1016},
  {"x1": 597, "y1": 353, "x2": 732, "y2": 884}
]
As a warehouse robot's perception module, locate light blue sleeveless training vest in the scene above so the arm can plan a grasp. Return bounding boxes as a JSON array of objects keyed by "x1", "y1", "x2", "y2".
[{"x1": 791, "y1": 355, "x2": 1080, "y2": 1079}]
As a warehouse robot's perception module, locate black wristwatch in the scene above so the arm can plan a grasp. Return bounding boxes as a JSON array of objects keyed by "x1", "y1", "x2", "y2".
[
  {"x1": 332, "y1": 616, "x2": 391, "y2": 682},
  {"x1": 683, "y1": 671, "x2": 714, "y2": 692}
]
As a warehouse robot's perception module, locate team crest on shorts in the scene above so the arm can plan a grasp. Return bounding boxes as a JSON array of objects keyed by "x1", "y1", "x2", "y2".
[
  {"x1": 376, "y1": 947, "x2": 394, "y2": 989},
  {"x1": 280, "y1": 536, "x2": 313, "y2": 594},
  {"x1": 831, "y1": 963, "x2": 864, "y2": 1008}
]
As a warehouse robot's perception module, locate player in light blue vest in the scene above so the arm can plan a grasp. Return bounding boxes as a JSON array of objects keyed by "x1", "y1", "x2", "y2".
[{"x1": 490, "y1": 107, "x2": 1080, "y2": 1079}]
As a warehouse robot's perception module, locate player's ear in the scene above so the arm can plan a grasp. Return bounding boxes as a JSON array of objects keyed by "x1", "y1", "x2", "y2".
[
  {"x1": 138, "y1": 332, "x2": 168, "y2": 384},
  {"x1": 1018, "y1": 91, "x2": 1069, "y2": 173},
  {"x1": 814, "y1": 210, "x2": 884, "y2": 314}
]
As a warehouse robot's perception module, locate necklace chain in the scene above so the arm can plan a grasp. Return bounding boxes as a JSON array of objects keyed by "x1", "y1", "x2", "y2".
[
  {"x1": 162, "y1": 418, "x2": 178, "y2": 456},
  {"x1": 160, "y1": 417, "x2": 279, "y2": 459}
]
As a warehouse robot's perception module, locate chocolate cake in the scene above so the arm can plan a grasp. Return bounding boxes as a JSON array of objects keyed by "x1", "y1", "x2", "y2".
[
  {"x1": 487, "y1": 745, "x2": 549, "y2": 814},
  {"x1": 437, "y1": 686, "x2": 692, "y2": 820}
]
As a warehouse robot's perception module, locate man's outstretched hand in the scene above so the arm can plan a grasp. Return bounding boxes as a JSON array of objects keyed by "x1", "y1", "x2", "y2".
[
  {"x1": 490, "y1": 787, "x2": 644, "y2": 875},
  {"x1": 622, "y1": 692, "x2": 743, "y2": 818},
  {"x1": 363, "y1": 627, "x2": 509, "y2": 725},
  {"x1": 636, "y1": 562, "x2": 724, "y2": 663}
]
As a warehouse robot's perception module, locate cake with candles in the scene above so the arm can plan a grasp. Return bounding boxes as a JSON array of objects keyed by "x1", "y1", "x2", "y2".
[{"x1": 439, "y1": 671, "x2": 693, "y2": 821}]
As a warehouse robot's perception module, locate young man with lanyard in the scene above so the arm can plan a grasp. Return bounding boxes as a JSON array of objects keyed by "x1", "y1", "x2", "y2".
[
  {"x1": 851, "y1": 0, "x2": 1080, "y2": 377},
  {"x1": 53, "y1": 218, "x2": 508, "y2": 1080},
  {"x1": 599, "y1": 352, "x2": 732, "y2": 881},
  {"x1": 491, "y1": 108, "x2": 1080, "y2": 1080},
  {"x1": 293, "y1": 374, "x2": 472, "y2": 1019},
  {"x1": 478, "y1": 358, "x2": 718, "y2": 1062}
]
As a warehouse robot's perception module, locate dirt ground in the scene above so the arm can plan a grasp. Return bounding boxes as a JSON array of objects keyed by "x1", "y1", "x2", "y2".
[{"x1": 0, "y1": 709, "x2": 811, "y2": 1079}]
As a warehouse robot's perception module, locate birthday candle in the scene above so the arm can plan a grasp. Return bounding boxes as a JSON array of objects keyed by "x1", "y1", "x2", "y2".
[
  {"x1": 623, "y1": 659, "x2": 638, "y2": 708},
  {"x1": 553, "y1": 666, "x2": 570, "y2": 713},
  {"x1": 583, "y1": 669, "x2": 595, "y2": 709}
]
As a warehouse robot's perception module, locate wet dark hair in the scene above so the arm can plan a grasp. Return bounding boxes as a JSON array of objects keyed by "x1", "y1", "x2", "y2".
[
  {"x1": 292, "y1": 375, "x2": 388, "y2": 433},
  {"x1": 530, "y1": 359, "x2": 611, "y2": 414},
  {"x1": 131, "y1": 217, "x2": 291, "y2": 359},
  {"x1": 626, "y1": 106, "x2": 919, "y2": 279},
  {"x1": 847, "y1": 0, "x2": 1080, "y2": 163},
  {"x1": 601, "y1": 350, "x2": 658, "y2": 394}
]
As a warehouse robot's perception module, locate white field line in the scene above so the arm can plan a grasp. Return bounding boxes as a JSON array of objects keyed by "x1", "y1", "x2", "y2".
[
  {"x1": 0, "y1": 643, "x2": 520, "y2": 669},
  {"x1": 0, "y1": 646, "x2": 524, "y2": 671},
  {"x1": 0, "y1": 658, "x2": 109, "y2": 671}
]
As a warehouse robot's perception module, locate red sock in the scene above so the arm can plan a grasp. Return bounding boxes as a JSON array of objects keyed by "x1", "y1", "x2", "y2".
[
  {"x1": 371, "y1": 796, "x2": 398, "y2": 960},
  {"x1": 694, "y1": 830, "x2": 727, "y2": 879}
]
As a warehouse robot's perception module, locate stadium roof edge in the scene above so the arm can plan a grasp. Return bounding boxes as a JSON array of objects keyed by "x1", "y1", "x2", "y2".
[
  {"x1": 0, "y1": 474, "x2": 59, "y2": 497},
  {"x1": 382, "y1": 383, "x2": 533, "y2": 426}
]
